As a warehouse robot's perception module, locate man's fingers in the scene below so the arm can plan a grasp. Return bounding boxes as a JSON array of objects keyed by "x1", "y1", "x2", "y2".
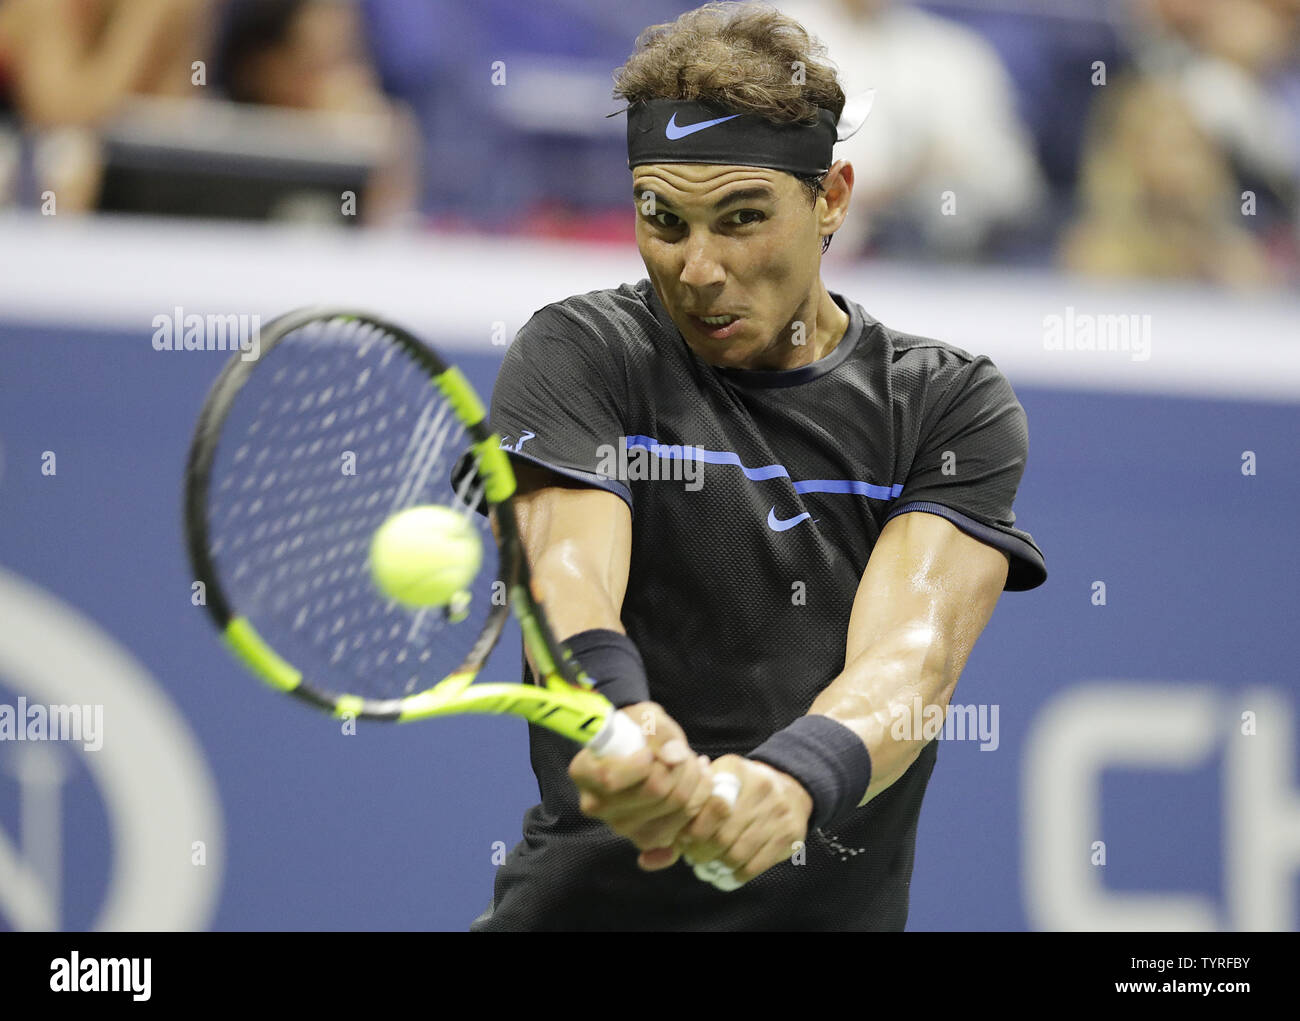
[
  {"x1": 626, "y1": 752, "x2": 704, "y2": 849},
  {"x1": 691, "y1": 806, "x2": 758, "y2": 873},
  {"x1": 681, "y1": 758, "x2": 718, "y2": 819},
  {"x1": 679, "y1": 769, "x2": 743, "y2": 864},
  {"x1": 569, "y1": 744, "x2": 654, "y2": 796},
  {"x1": 570, "y1": 704, "x2": 688, "y2": 800},
  {"x1": 656, "y1": 737, "x2": 689, "y2": 766},
  {"x1": 637, "y1": 845, "x2": 680, "y2": 871},
  {"x1": 732, "y1": 831, "x2": 801, "y2": 885},
  {"x1": 587, "y1": 750, "x2": 703, "y2": 834},
  {"x1": 627, "y1": 756, "x2": 719, "y2": 855},
  {"x1": 713, "y1": 807, "x2": 773, "y2": 874},
  {"x1": 592, "y1": 757, "x2": 682, "y2": 821}
]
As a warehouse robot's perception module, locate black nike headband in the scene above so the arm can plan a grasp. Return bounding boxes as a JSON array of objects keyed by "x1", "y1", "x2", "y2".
[{"x1": 625, "y1": 93, "x2": 874, "y2": 177}]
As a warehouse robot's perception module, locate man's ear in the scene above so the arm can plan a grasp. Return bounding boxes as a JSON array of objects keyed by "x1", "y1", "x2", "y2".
[{"x1": 820, "y1": 159, "x2": 854, "y2": 236}]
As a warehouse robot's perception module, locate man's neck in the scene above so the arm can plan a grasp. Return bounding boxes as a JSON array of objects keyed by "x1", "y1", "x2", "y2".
[{"x1": 767, "y1": 285, "x2": 850, "y2": 371}]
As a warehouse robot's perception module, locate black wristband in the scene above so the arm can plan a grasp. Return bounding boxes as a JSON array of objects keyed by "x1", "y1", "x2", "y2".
[
  {"x1": 562, "y1": 629, "x2": 651, "y2": 708},
  {"x1": 747, "y1": 715, "x2": 873, "y2": 831}
]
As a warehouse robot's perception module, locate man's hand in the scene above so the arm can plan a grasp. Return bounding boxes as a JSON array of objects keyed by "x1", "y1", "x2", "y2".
[
  {"x1": 676, "y1": 755, "x2": 814, "y2": 887},
  {"x1": 569, "y1": 702, "x2": 718, "y2": 871}
]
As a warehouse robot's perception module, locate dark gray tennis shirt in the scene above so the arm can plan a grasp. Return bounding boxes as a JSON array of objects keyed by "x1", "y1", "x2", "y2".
[{"x1": 473, "y1": 277, "x2": 1045, "y2": 931}]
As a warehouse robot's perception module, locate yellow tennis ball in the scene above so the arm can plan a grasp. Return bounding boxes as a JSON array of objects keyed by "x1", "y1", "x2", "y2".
[{"x1": 369, "y1": 505, "x2": 482, "y2": 608}]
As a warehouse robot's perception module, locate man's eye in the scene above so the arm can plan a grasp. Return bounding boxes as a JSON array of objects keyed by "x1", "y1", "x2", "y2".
[
  {"x1": 728, "y1": 210, "x2": 765, "y2": 226},
  {"x1": 651, "y1": 211, "x2": 683, "y2": 229}
]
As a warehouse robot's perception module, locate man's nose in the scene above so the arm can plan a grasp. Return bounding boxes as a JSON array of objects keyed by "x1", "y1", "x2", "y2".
[{"x1": 679, "y1": 236, "x2": 726, "y2": 289}]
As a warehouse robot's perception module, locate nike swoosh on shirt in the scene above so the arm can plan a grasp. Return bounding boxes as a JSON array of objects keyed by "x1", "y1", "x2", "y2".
[
  {"x1": 665, "y1": 113, "x2": 741, "y2": 140},
  {"x1": 767, "y1": 507, "x2": 812, "y2": 531}
]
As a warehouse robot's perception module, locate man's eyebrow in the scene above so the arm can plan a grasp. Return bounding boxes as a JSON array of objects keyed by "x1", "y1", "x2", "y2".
[{"x1": 632, "y1": 186, "x2": 778, "y2": 211}]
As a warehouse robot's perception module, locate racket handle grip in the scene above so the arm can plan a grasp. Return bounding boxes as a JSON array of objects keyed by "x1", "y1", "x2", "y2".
[
  {"x1": 588, "y1": 709, "x2": 645, "y2": 757},
  {"x1": 589, "y1": 711, "x2": 743, "y2": 892}
]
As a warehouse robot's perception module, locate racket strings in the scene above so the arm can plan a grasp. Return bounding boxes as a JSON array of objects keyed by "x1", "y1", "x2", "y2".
[{"x1": 205, "y1": 320, "x2": 503, "y2": 702}]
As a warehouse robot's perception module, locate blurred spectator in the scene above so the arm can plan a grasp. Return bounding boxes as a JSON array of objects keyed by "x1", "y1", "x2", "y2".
[
  {"x1": 214, "y1": 0, "x2": 418, "y2": 226},
  {"x1": 1059, "y1": 73, "x2": 1278, "y2": 290},
  {"x1": 1131, "y1": 0, "x2": 1299, "y2": 188},
  {"x1": 915, "y1": 1, "x2": 1126, "y2": 206},
  {"x1": 0, "y1": 0, "x2": 214, "y2": 210},
  {"x1": 778, "y1": 0, "x2": 1049, "y2": 260},
  {"x1": 1124, "y1": 0, "x2": 1300, "y2": 278}
]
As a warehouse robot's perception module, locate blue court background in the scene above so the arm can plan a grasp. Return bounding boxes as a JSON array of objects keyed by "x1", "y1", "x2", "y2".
[{"x1": 1, "y1": 319, "x2": 1296, "y2": 931}]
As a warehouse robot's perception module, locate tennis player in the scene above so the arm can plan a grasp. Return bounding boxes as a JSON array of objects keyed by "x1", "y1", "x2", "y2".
[{"x1": 472, "y1": 1, "x2": 1046, "y2": 931}]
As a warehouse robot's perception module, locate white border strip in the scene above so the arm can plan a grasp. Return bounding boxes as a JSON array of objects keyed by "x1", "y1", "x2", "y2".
[{"x1": 1, "y1": 212, "x2": 1297, "y2": 403}]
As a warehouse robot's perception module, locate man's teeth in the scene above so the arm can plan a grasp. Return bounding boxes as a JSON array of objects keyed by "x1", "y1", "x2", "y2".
[{"x1": 698, "y1": 315, "x2": 738, "y2": 326}]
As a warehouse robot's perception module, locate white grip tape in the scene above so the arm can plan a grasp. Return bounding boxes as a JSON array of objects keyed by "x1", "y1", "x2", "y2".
[
  {"x1": 710, "y1": 771, "x2": 740, "y2": 806},
  {"x1": 588, "y1": 709, "x2": 645, "y2": 758}
]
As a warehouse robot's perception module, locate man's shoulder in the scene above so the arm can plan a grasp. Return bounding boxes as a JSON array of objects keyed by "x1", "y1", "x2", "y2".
[
  {"x1": 523, "y1": 279, "x2": 662, "y2": 347},
  {"x1": 840, "y1": 297, "x2": 983, "y2": 376},
  {"x1": 839, "y1": 297, "x2": 1015, "y2": 416}
]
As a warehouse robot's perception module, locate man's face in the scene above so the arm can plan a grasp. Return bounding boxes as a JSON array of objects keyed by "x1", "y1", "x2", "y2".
[{"x1": 632, "y1": 163, "x2": 832, "y2": 370}]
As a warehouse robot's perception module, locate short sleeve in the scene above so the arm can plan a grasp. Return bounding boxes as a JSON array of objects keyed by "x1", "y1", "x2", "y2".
[
  {"x1": 488, "y1": 304, "x2": 633, "y2": 507},
  {"x1": 884, "y1": 355, "x2": 1046, "y2": 591}
]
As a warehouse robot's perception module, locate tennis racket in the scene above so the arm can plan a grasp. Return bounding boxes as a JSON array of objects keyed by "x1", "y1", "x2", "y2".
[{"x1": 183, "y1": 307, "x2": 739, "y2": 889}]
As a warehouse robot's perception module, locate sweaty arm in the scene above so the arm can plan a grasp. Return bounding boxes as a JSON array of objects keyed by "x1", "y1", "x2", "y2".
[
  {"x1": 677, "y1": 354, "x2": 1039, "y2": 884},
  {"x1": 510, "y1": 459, "x2": 720, "y2": 867},
  {"x1": 509, "y1": 460, "x2": 631, "y2": 646},
  {"x1": 677, "y1": 511, "x2": 1010, "y2": 884},
  {"x1": 812, "y1": 509, "x2": 1010, "y2": 803}
]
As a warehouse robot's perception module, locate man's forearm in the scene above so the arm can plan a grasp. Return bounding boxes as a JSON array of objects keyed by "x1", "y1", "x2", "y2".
[
  {"x1": 531, "y1": 542, "x2": 626, "y2": 642},
  {"x1": 514, "y1": 542, "x2": 627, "y2": 694},
  {"x1": 509, "y1": 466, "x2": 631, "y2": 652},
  {"x1": 806, "y1": 623, "x2": 954, "y2": 805}
]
